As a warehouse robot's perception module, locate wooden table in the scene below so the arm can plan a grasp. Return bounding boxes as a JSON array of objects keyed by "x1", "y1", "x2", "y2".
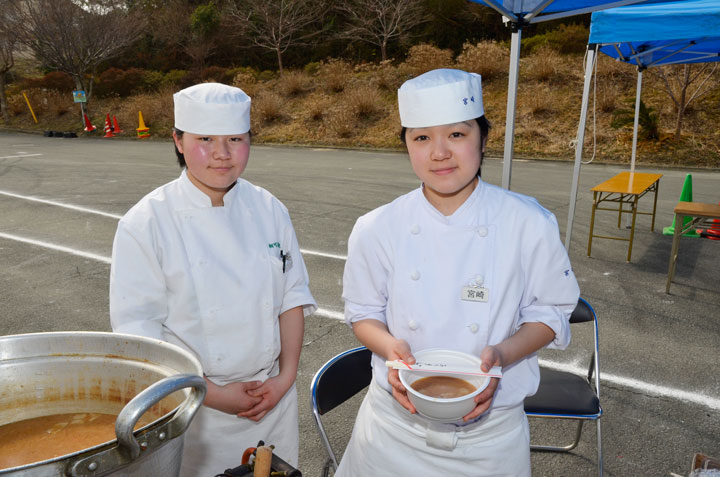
[
  {"x1": 666, "y1": 201, "x2": 720, "y2": 293},
  {"x1": 587, "y1": 171, "x2": 663, "y2": 262}
]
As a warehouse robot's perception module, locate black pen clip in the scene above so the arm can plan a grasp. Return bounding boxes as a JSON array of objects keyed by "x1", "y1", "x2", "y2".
[{"x1": 280, "y1": 249, "x2": 287, "y2": 273}]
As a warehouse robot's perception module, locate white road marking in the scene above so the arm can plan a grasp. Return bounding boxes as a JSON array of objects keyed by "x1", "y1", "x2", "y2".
[
  {"x1": 300, "y1": 249, "x2": 347, "y2": 261},
  {"x1": 0, "y1": 191, "x2": 123, "y2": 219},
  {"x1": 2, "y1": 198, "x2": 719, "y2": 411},
  {"x1": 0, "y1": 232, "x2": 111, "y2": 264},
  {"x1": 539, "y1": 358, "x2": 720, "y2": 411},
  {"x1": 0, "y1": 153, "x2": 42, "y2": 160},
  {"x1": 2, "y1": 193, "x2": 347, "y2": 259},
  {"x1": 314, "y1": 307, "x2": 345, "y2": 321}
]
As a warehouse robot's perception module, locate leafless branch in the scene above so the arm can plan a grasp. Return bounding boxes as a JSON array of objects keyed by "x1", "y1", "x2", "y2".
[
  {"x1": 228, "y1": 0, "x2": 327, "y2": 73},
  {"x1": 333, "y1": 0, "x2": 429, "y2": 61}
]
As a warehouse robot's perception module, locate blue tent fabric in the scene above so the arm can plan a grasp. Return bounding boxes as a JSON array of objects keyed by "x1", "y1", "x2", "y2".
[
  {"x1": 468, "y1": 0, "x2": 655, "y2": 21},
  {"x1": 589, "y1": 0, "x2": 720, "y2": 67}
]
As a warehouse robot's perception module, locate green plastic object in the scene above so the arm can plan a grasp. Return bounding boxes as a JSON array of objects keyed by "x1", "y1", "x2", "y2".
[{"x1": 663, "y1": 174, "x2": 700, "y2": 237}]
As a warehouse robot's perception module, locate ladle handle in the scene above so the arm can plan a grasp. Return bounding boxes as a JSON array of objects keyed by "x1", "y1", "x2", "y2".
[{"x1": 115, "y1": 373, "x2": 207, "y2": 459}]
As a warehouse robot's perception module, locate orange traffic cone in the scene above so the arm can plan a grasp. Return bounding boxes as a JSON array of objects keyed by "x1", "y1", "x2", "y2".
[
  {"x1": 83, "y1": 113, "x2": 96, "y2": 132},
  {"x1": 112, "y1": 115, "x2": 124, "y2": 134},
  {"x1": 136, "y1": 111, "x2": 150, "y2": 139},
  {"x1": 696, "y1": 201, "x2": 720, "y2": 240},
  {"x1": 103, "y1": 114, "x2": 114, "y2": 138}
]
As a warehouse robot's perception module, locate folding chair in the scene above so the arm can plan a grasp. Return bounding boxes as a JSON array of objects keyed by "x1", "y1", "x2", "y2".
[
  {"x1": 524, "y1": 297, "x2": 603, "y2": 476},
  {"x1": 310, "y1": 346, "x2": 372, "y2": 477}
]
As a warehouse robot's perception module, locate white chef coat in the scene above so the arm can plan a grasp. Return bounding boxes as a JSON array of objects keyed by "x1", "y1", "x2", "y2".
[
  {"x1": 339, "y1": 179, "x2": 579, "y2": 474},
  {"x1": 110, "y1": 169, "x2": 316, "y2": 473}
]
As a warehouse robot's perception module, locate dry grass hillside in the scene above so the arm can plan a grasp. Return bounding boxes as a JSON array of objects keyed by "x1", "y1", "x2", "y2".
[{"x1": 3, "y1": 43, "x2": 720, "y2": 167}]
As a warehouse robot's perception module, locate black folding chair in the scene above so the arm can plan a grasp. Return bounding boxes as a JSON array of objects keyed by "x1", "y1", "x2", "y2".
[
  {"x1": 524, "y1": 297, "x2": 603, "y2": 476},
  {"x1": 310, "y1": 347, "x2": 372, "y2": 477}
]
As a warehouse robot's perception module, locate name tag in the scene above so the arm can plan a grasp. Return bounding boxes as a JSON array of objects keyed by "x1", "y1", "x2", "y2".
[{"x1": 461, "y1": 286, "x2": 489, "y2": 302}]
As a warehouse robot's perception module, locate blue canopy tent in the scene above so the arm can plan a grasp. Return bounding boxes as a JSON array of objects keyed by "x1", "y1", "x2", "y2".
[
  {"x1": 564, "y1": 0, "x2": 720, "y2": 249},
  {"x1": 467, "y1": 0, "x2": 654, "y2": 190}
]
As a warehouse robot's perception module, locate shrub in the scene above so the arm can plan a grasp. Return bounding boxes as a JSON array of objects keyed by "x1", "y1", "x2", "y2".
[
  {"x1": 373, "y1": 60, "x2": 404, "y2": 91},
  {"x1": 596, "y1": 83, "x2": 618, "y2": 113},
  {"x1": 95, "y1": 68, "x2": 147, "y2": 97},
  {"x1": 253, "y1": 91, "x2": 284, "y2": 124},
  {"x1": 120, "y1": 85, "x2": 176, "y2": 136},
  {"x1": 402, "y1": 44, "x2": 454, "y2": 75},
  {"x1": 324, "y1": 107, "x2": 356, "y2": 138},
  {"x1": 143, "y1": 70, "x2": 165, "y2": 91},
  {"x1": 523, "y1": 24, "x2": 590, "y2": 55},
  {"x1": 306, "y1": 96, "x2": 329, "y2": 121},
  {"x1": 523, "y1": 46, "x2": 563, "y2": 82},
  {"x1": 25, "y1": 71, "x2": 75, "y2": 92},
  {"x1": 611, "y1": 98, "x2": 659, "y2": 140},
  {"x1": 523, "y1": 84, "x2": 553, "y2": 116},
  {"x1": 319, "y1": 59, "x2": 353, "y2": 93},
  {"x1": 228, "y1": 66, "x2": 260, "y2": 80},
  {"x1": 304, "y1": 61, "x2": 321, "y2": 76},
  {"x1": 232, "y1": 71, "x2": 258, "y2": 97},
  {"x1": 456, "y1": 41, "x2": 508, "y2": 82},
  {"x1": 162, "y1": 70, "x2": 189, "y2": 89},
  {"x1": 7, "y1": 94, "x2": 26, "y2": 116},
  {"x1": 344, "y1": 84, "x2": 383, "y2": 119},
  {"x1": 257, "y1": 70, "x2": 277, "y2": 82},
  {"x1": 201, "y1": 66, "x2": 231, "y2": 83},
  {"x1": 279, "y1": 71, "x2": 309, "y2": 97}
]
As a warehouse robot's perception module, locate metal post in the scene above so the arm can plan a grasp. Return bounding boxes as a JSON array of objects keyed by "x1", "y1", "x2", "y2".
[
  {"x1": 630, "y1": 69, "x2": 643, "y2": 173},
  {"x1": 564, "y1": 47, "x2": 596, "y2": 250},
  {"x1": 501, "y1": 25, "x2": 522, "y2": 190}
]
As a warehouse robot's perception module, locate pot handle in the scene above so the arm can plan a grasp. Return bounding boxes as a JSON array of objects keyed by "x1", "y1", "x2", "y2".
[
  {"x1": 68, "y1": 374, "x2": 206, "y2": 476},
  {"x1": 115, "y1": 373, "x2": 207, "y2": 460}
]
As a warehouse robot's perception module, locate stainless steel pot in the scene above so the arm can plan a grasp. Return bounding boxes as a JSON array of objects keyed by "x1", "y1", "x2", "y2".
[{"x1": 0, "y1": 332, "x2": 207, "y2": 476}]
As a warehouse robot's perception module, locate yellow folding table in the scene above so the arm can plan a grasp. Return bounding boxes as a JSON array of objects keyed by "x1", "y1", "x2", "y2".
[{"x1": 587, "y1": 171, "x2": 662, "y2": 262}]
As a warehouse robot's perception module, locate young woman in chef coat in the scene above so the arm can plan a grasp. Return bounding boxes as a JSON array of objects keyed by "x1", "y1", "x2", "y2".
[
  {"x1": 337, "y1": 69, "x2": 580, "y2": 476},
  {"x1": 109, "y1": 83, "x2": 316, "y2": 476}
]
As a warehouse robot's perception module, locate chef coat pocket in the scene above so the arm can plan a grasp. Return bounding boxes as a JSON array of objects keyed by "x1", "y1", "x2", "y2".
[{"x1": 268, "y1": 253, "x2": 286, "y2": 311}]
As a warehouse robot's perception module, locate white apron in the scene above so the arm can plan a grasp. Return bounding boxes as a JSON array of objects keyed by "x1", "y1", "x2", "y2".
[
  {"x1": 180, "y1": 385, "x2": 298, "y2": 476},
  {"x1": 335, "y1": 380, "x2": 530, "y2": 477},
  {"x1": 176, "y1": 205, "x2": 293, "y2": 474}
]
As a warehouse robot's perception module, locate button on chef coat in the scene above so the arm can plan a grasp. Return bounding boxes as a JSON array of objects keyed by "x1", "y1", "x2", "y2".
[
  {"x1": 110, "y1": 170, "x2": 317, "y2": 385},
  {"x1": 343, "y1": 179, "x2": 580, "y2": 411}
]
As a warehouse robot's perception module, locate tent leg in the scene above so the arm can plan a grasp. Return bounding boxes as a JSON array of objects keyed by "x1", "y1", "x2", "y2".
[
  {"x1": 630, "y1": 69, "x2": 643, "y2": 173},
  {"x1": 501, "y1": 26, "x2": 522, "y2": 190},
  {"x1": 565, "y1": 47, "x2": 596, "y2": 251}
]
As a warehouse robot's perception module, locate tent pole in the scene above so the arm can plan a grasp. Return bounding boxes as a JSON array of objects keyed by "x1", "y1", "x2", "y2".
[
  {"x1": 502, "y1": 25, "x2": 522, "y2": 190},
  {"x1": 564, "y1": 47, "x2": 596, "y2": 251},
  {"x1": 631, "y1": 69, "x2": 643, "y2": 173}
]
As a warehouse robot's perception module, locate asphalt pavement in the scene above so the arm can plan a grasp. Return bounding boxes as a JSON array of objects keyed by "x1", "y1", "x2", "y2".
[{"x1": 1, "y1": 131, "x2": 719, "y2": 476}]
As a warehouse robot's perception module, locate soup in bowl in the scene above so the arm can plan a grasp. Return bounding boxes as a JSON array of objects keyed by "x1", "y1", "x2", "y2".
[{"x1": 399, "y1": 349, "x2": 490, "y2": 422}]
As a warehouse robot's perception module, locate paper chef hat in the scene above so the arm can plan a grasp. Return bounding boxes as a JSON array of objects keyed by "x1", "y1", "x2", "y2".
[
  {"x1": 173, "y1": 83, "x2": 251, "y2": 135},
  {"x1": 398, "y1": 69, "x2": 484, "y2": 128}
]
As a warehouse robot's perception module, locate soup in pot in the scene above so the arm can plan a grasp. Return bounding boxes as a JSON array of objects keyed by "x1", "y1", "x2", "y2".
[
  {"x1": 0, "y1": 412, "x2": 155, "y2": 470},
  {"x1": 410, "y1": 376, "x2": 476, "y2": 399}
]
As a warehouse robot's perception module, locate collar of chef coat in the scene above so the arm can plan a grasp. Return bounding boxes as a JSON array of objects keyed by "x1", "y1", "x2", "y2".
[
  {"x1": 419, "y1": 178, "x2": 484, "y2": 225},
  {"x1": 178, "y1": 168, "x2": 240, "y2": 208}
]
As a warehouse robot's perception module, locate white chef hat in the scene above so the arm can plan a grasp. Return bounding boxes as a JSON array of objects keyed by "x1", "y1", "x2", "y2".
[
  {"x1": 173, "y1": 83, "x2": 251, "y2": 135},
  {"x1": 398, "y1": 69, "x2": 484, "y2": 128}
]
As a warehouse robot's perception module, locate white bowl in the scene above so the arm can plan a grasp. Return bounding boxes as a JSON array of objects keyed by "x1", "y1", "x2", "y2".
[{"x1": 399, "y1": 348, "x2": 490, "y2": 422}]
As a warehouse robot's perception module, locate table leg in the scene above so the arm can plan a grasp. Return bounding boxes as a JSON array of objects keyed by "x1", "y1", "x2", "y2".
[
  {"x1": 651, "y1": 180, "x2": 660, "y2": 232},
  {"x1": 627, "y1": 195, "x2": 639, "y2": 262},
  {"x1": 588, "y1": 191, "x2": 598, "y2": 257},
  {"x1": 617, "y1": 193, "x2": 624, "y2": 228},
  {"x1": 666, "y1": 213, "x2": 683, "y2": 293}
]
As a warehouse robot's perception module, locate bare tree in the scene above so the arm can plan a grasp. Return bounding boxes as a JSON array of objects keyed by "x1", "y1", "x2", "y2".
[
  {"x1": 19, "y1": 0, "x2": 145, "y2": 116},
  {"x1": 651, "y1": 63, "x2": 719, "y2": 140},
  {"x1": 229, "y1": 0, "x2": 327, "y2": 74},
  {"x1": 0, "y1": 0, "x2": 21, "y2": 123},
  {"x1": 334, "y1": 0, "x2": 429, "y2": 62}
]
